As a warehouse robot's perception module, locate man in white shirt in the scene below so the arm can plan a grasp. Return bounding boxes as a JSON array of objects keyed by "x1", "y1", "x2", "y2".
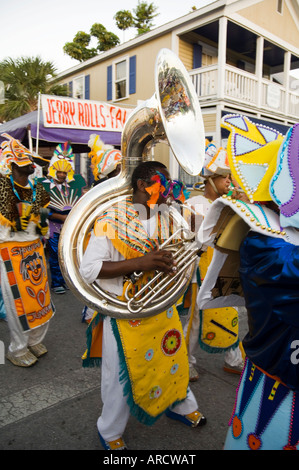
[{"x1": 80, "y1": 160, "x2": 206, "y2": 450}]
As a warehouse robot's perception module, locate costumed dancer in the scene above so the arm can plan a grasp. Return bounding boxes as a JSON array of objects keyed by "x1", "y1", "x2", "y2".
[
  {"x1": 81, "y1": 135, "x2": 122, "y2": 324},
  {"x1": 39, "y1": 142, "x2": 86, "y2": 294},
  {"x1": 183, "y1": 142, "x2": 245, "y2": 382},
  {"x1": 88, "y1": 134, "x2": 122, "y2": 186},
  {"x1": 198, "y1": 114, "x2": 299, "y2": 450},
  {"x1": 80, "y1": 161, "x2": 206, "y2": 450},
  {"x1": 0, "y1": 133, "x2": 55, "y2": 367}
]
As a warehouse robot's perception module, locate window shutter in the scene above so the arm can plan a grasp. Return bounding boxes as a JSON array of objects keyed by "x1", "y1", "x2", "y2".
[
  {"x1": 107, "y1": 65, "x2": 112, "y2": 101},
  {"x1": 193, "y1": 44, "x2": 202, "y2": 69},
  {"x1": 129, "y1": 55, "x2": 136, "y2": 94},
  {"x1": 68, "y1": 81, "x2": 73, "y2": 97},
  {"x1": 85, "y1": 75, "x2": 90, "y2": 99}
]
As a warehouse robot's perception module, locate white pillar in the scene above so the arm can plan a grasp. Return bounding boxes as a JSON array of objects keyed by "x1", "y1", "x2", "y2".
[
  {"x1": 255, "y1": 36, "x2": 264, "y2": 109},
  {"x1": 284, "y1": 51, "x2": 291, "y2": 115},
  {"x1": 218, "y1": 17, "x2": 227, "y2": 101}
]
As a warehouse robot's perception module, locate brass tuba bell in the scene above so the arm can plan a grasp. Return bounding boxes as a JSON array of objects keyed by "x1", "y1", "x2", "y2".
[{"x1": 58, "y1": 48, "x2": 205, "y2": 319}]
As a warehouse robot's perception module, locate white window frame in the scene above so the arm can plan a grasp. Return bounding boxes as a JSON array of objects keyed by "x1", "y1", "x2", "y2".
[
  {"x1": 73, "y1": 75, "x2": 85, "y2": 99},
  {"x1": 112, "y1": 56, "x2": 129, "y2": 101}
]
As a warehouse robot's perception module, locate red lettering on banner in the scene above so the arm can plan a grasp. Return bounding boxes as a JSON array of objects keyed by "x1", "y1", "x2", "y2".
[
  {"x1": 42, "y1": 95, "x2": 128, "y2": 130},
  {"x1": 93, "y1": 104, "x2": 99, "y2": 127},
  {"x1": 122, "y1": 110, "x2": 127, "y2": 126},
  {"x1": 63, "y1": 101, "x2": 71, "y2": 125},
  {"x1": 84, "y1": 103, "x2": 90, "y2": 127},
  {"x1": 78, "y1": 103, "x2": 84, "y2": 126},
  {"x1": 56, "y1": 100, "x2": 63, "y2": 124},
  {"x1": 115, "y1": 108, "x2": 122, "y2": 129},
  {"x1": 109, "y1": 106, "x2": 115, "y2": 129},
  {"x1": 69, "y1": 102, "x2": 76, "y2": 126},
  {"x1": 89, "y1": 103, "x2": 95, "y2": 128},
  {"x1": 51, "y1": 100, "x2": 58, "y2": 124},
  {"x1": 99, "y1": 105, "x2": 106, "y2": 128},
  {"x1": 45, "y1": 99, "x2": 53, "y2": 124}
]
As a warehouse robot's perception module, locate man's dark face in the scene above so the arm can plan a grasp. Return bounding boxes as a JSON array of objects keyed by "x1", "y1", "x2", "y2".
[{"x1": 12, "y1": 161, "x2": 35, "y2": 176}]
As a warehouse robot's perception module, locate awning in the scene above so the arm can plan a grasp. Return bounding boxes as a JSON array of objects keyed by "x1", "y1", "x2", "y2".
[{"x1": 0, "y1": 110, "x2": 122, "y2": 151}]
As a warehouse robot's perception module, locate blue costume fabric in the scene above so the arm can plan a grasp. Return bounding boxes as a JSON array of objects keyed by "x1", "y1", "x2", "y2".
[
  {"x1": 224, "y1": 232, "x2": 299, "y2": 450},
  {"x1": 48, "y1": 232, "x2": 65, "y2": 288},
  {"x1": 0, "y1": 285, "x2": 6, "y2": 320}
]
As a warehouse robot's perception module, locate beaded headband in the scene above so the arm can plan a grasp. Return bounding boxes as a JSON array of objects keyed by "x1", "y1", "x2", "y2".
[{"x1": 221, "y1": 114, "x2": 283, "y2": 202}]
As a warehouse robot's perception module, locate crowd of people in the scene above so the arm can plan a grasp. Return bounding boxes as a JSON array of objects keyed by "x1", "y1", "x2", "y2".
[{"x1": 0, "y1": 110, "x2": 299, "y2": 450}]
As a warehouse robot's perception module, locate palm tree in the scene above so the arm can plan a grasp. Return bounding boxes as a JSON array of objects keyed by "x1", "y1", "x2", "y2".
[
  {"x1": 133, "y1": 1, "x2": 158, "y2": 35},
  {"x1": 0, "y1": 56, "x2": 68, "y2": 121}
]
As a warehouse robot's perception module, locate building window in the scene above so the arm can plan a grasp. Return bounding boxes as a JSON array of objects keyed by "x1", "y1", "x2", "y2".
[
  {"x1": 68, "y1": 75, "x2": 90, "y2": 99},
  {"x1": 107, "y1": 56, "x2": 136, "y2": 101},
  {"x1": 277, "y1": 0, "x2": 283, "y2": 14},
  {"x1": 114, "y1": 58, "x2": 128, "y2": 100},
  {"x1": 73, "y1": 75, "x2": 85, "y2": 99}
]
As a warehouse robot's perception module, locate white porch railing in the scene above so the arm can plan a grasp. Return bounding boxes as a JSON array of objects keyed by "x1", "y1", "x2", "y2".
[{"x1": 189, "y1": 65, "x2": 299, "y2": 120}]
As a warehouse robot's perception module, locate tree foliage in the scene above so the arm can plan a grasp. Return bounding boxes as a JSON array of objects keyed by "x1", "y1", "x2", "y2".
[
  {"x1": 114, "y1": 10, "x2": 134, "y2": 31},
  {"x1": 133, "y1": 1, "x2": 159, "y2": 35},
  {"x1": 0, "y1": 56, "x2": 68, "y2": 121},
  {"x1": 90, "y1": 24, "x2": 120, "y2": 51},
  {"x1": 63, "y1": 32, "x2": 97, "y2": 62},
  {"x1": 63, "y1": 24, "x2": 120, "y2": 62},
  {"x1": 63, "y1": 2, "x2": 159, "y2": 62}
]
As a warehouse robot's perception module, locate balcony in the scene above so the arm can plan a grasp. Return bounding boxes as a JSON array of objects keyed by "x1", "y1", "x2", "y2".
[{"x1": 189, "y1": 64, "x2": 299, "y2": 121}]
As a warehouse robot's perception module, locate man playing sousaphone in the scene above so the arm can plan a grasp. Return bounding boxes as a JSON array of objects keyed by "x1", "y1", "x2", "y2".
[{"x1": 80, "y1": 160, "x2": 207, "y2": 450}]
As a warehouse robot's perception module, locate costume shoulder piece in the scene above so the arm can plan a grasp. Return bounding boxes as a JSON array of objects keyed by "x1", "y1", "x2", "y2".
[{"x1": 198, "y1": 195, "x2": 299, "y2": 252}]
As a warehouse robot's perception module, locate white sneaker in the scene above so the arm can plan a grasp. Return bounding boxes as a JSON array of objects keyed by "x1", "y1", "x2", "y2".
[{"x1": 6, "y1": 350, "x2": 38, "y2": 367}]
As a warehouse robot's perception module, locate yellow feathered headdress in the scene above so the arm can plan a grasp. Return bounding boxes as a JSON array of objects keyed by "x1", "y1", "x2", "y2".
[{"x1": 48, "y1": 142, "x2": 75, "y2": 182}]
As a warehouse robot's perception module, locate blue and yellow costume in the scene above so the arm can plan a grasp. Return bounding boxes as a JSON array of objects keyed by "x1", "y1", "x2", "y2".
[
  {"x1": 39, "y1": 143, "x2": 86, "y2": 291},
  {"x1": 198, "y1": 115, "x2": 299, "y2": 450}
]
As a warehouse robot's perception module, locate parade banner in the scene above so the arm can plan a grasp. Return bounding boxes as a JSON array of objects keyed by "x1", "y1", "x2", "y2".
[{"x1": 41, "y1": 94, "x2": 131, "y2": 132}]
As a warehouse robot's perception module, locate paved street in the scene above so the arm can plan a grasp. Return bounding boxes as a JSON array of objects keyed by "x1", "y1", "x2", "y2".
[{"x1": 0, "y1": 280, "x2": 248, "y2": 452}]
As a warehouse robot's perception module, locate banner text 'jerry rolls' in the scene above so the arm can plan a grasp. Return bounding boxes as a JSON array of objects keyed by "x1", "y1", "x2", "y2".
[{"x1": 41, "y1": 94, "x2": 131, "y2": 132}]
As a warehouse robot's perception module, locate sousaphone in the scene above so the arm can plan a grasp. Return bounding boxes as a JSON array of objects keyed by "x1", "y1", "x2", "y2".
[{"x1": 58, "y1": 48, "x2": 205, "y2": 318}]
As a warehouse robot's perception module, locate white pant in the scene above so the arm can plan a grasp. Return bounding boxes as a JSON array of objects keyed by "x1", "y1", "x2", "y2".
[
  {"x1": 1, "y1": 262, "x2": 49, "y2": 356},
  {"x1": 98, "y1": 316, "x2": 198, "y2": 441}
]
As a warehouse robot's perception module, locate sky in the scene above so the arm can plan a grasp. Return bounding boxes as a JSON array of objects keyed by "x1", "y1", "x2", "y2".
[
  {"x1": 0, "y1": 0, "x2": 297, "y2": 78},
  {"x1": 0, "y1": 0, "x2": 212, "y2": 74}
]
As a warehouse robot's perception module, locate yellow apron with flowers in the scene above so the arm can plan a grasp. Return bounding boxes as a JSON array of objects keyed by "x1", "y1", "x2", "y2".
[
  {"x1": 0, "y1": 238, "x2": 54, "y2": 331},
  {"x1": 198, "y1": 247, "x2": 239, "y2": 352},
  {"x1": 83, "y1": 197, "x2": 189, "y2": 422}
]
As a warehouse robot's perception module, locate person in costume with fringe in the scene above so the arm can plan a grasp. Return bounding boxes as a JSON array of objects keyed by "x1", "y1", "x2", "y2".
[
  {"x1": 79, "y1": 160, "x2": 206, "y2": 451},
  {"x1": 198, "y1": 114, "x2": 299, "y2": 450},
  {"x1": 183, "y1": 142, "x2": 245, "y2": 382},
  {"x1": 81, "y1": 135, "x2": 122, "y2": 324},
  {"x1": 39, "y1": 142, "x2": 86, "y2": 294},
  {"x1": 0, "y1": 133, "x2": 55, "y2": 367}
]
